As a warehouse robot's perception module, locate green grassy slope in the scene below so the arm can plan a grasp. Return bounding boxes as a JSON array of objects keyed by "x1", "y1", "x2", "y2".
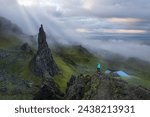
[
  {"x1": 0, "y1": 35, "x2": 21, "y2": 49},
  {"x1": 52, "y1": 45, "x2": 106, "y2": 92}
]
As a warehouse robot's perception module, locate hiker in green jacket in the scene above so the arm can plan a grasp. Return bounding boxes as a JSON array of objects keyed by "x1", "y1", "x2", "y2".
[{"x1": 97, "y1": 63, "x2": 101, "y2": 74}]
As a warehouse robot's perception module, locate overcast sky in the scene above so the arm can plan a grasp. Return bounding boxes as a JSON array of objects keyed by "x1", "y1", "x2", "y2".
[
  {"x1": 0, "y1": 0, "x2": 150, "y2": 36},
  {"x1": 0, "y1": 0, "x2": 150, "y2": 61}
]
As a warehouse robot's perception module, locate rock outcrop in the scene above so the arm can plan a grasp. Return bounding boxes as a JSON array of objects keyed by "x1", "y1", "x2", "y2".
[
  {"x1": 20, "y1": 43, "x2": 33, "y2": 54},
  {"x1": 65, "y1": 74, "x2": 98, "y2": 100},
  {"x1": 31, "y1": 25, "x2": 59, "y2": 77},
  {"x1": 34, "y1": 77, "x2": 64, "y2": 100},
  {"x1": 65, "y1": 74, "x2": 150, "y2": 100}
]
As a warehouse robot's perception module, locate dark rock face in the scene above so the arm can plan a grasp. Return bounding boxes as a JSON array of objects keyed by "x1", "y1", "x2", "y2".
[
  {"x1": 34, "y1": 78, "x2": 64, "y2": 100},
  {"x1": 38, "y1": 25, "x2": 48, "y2": 50},
  {"x1": 20, "y1": 43, "x2": 33, "y2": 54},
  {"x1": 66, "y1": 74, "x2": 150, "y2": 100},
  {"x1": 31, "y1": 25, "x2": 59, "y2": 77},
  {"x1": 66, "y1": 75, "x2": 83, "y2": 100},
  {"x1": 65, "y1": 74, "x2": 93, "y2": 100},
  {"x1": 0, "y1": 49, "x2": 9, "y2": 59}
]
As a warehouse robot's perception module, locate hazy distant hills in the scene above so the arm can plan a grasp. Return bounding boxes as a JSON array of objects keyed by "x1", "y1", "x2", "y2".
[{"x1": 0, "y1": 16, "x2": 23, "y2": 36}]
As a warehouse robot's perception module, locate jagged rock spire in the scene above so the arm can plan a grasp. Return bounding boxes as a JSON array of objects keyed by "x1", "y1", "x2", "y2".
[
  {"x1": 38, "y1": 24, "x2": 48, "y2": 49},
  {"x1": 31, "y1": 25, "x2": 59, "y2": 77}
]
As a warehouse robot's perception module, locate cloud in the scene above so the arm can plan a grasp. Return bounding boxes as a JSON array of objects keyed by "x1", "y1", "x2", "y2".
[
  {"x1": 0, "y1": 0, "x2": 150, "y2": 62},
  {"x1": 102, "y1": 29, "x2": 147, "y2": 34},
  {"x1": 108, "y1": 18, "x2": 144, "y2": 24},
  {"x1": 81, "y1": 0, "x2": 150, "y2": 19},
  {"x1": 82, "y1": 0, "x2": 95, "y2": 10},
  {"x1": 76, "y1": 28, "x2": 91, "y2": 33},
  {"x1": 82, "y1": 39, "x2": 150, "y2": 62},
  {"x1": 17, "y1": 0, "x2": 37, "y2": 6},
  {"x1": 0, "y1": 0, "x2": 149, "y2": 36}
]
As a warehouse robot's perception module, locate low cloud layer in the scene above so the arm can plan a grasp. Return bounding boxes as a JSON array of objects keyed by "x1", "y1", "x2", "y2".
[{"x1": 82, "y1": 39, "x2": 150, "y2": 62}]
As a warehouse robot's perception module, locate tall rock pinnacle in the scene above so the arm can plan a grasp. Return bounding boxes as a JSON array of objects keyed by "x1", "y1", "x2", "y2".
[
  {"x1": 31, "y1": 24, "x2": 59, "y2": 77},
  {"x1": 38, "y1": 24, "x2": 48, "y2": 50}
]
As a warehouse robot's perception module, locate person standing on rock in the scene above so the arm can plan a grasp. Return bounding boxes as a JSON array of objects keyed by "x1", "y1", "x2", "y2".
[{"x1": 97, "y1": 63, "x2": 101, "y2": 74}]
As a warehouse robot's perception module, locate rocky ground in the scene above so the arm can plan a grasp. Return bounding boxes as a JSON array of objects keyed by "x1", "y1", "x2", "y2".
[
  {"x1": 0, "y1": 48, "x2": 34, "y2": 99},
  {"x1": 65, "y1": 74, "x2": 150, "y2": 100}
]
